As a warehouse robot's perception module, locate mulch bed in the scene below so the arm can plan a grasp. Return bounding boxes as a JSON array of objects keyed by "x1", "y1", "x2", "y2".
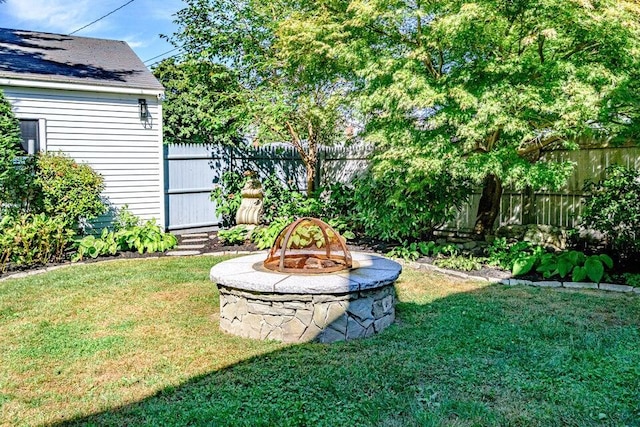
[
  {"x1": 0, "y1": 231, "x2": 261, "y2": 281},
  {"x1": 4, "y1": 231, "x2": 634, "y2": 287},
  {"x1": 0, "y1": 230, "x2": 509, "y2": 281},
  {"x1": 414, "y1": 256, "x2": 512, "y2": 281}
]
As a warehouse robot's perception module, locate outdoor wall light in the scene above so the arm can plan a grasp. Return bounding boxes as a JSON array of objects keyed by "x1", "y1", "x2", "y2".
[{"x1": 138, "y1": 98, "x2": 149, "y2": 121}]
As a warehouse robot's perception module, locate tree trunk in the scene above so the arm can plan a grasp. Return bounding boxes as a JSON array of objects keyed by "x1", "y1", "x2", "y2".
[
  {"x1": 305, "y1": 161, "x2": 316, "y2": 197},
  {"x1": 304, "y1": 129, "x2": 318, "y2": 197},
  {"x1": 473, "y1": 174, "x2": 503, "y2": 239},
  {"x1": 284, "y1": 120, "x2": 317, "y2": 197}
]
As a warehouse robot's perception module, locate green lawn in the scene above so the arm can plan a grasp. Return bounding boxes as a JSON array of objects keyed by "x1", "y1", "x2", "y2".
[{"x1": 0, "y1": 256, "x2": 638, "y2": 426}]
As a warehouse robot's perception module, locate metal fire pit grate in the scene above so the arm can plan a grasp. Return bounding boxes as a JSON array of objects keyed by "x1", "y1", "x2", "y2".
[{"x1": 264, "y1": 217, "x2": 353, "y2": 274}]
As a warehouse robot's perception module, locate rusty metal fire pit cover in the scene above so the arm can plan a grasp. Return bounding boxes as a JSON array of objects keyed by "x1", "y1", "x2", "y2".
[{"x1": 264, "y1": 217, "x2": 353, "y2": 274}]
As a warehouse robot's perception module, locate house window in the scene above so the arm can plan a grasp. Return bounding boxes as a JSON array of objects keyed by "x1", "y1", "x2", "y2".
[{"x1": 18, "y1": 119, "x2": 40, "y2": 154}]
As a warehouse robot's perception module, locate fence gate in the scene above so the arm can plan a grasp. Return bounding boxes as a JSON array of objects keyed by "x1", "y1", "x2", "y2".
[
  {"x1": 164, "y1": 144, "x2": 227, "y2": 231},
  {"x1": 164, "y1": 143, "x2": 308, "y2": 231}
]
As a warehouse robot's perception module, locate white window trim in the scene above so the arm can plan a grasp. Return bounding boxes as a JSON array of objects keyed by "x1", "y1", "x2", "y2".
[{"x1": 38, "y1": 118, "x2": 47, "y2": 152}]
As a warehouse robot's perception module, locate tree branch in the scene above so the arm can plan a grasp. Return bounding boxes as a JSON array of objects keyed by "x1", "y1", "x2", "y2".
[
  {"x1": 517, "y1": 135, "x2": 562, "y2": 156},
  {"x1": 560, "y1": 41, "x2": 599, "y2": 61},
  {"x1": 537, "y1": 35, "x2": 545, "y2": 63},
  {"x1": 487, "y1": 128, "x2": 501, "y2": 151},
  {"x1": 285, "y1": 121, "x2": 310, "y2": 164}
]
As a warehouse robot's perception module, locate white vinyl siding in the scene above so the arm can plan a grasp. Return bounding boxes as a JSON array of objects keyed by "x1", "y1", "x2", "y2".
[{"x1": 3, "y1": 85, "x2": 164, "y2": 229}]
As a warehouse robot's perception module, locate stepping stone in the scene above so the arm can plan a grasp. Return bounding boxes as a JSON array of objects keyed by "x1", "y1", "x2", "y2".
[
  {"x1": 177, "y1": 244, "x2": 206, "y2": 250},
  {"x1": 181, "y1": 233, "x2": 209, "y2": 238},
  {"x1": 181, "y1": 238, "x2": 209, "y2": 244},
  {"x1": 167, "y1": 250, "x2": 202, "y2": 256}
]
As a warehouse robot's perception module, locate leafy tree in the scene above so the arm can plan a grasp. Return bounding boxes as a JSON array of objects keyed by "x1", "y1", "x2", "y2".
[
  {"x1": 153, "y1": 57, "x2": 242, "y2": 145},
  {"x1": 169, "y1": 0, "x2": 354, "y2": 195},
  {"x1": 0, "y1": 89, "x2": 20, "y2": 160},
  {"x1": 276, "y1": 0, "x2": 640, "y2": 236},
  {"x1": 0, "y1": 89, "x2": 25, "y2": 208}
]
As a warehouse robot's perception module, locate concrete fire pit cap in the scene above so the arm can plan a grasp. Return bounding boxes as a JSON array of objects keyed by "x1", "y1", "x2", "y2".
[{"x1": 210, "y1": 252, "x2": 402, "y2": 294}]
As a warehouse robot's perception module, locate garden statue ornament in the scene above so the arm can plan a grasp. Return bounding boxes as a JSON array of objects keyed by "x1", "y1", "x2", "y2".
[{"x1": 235, "y1": 171, "x2": 263, "y2": 226}]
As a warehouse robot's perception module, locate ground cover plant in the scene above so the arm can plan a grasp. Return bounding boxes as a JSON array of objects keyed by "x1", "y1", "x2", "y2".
[
  {"x1": 73, "y1": 208, "x2": 178, "y2": 261},
  {"x1": 0, "y1": 256, "x2": 638, "y2": 426}
]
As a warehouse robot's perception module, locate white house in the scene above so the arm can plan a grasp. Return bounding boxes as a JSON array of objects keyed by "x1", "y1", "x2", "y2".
[{"x1": 0, "y1": 28, "x2": 165, "y2": 228}]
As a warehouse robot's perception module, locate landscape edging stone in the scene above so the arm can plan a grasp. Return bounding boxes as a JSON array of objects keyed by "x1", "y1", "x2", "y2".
[{"x1": 398, "y1": 259, "x2": 638, "y2": 295}]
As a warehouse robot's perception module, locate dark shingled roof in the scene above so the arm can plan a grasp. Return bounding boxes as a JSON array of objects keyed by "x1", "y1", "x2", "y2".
[{"x1": 0, "y1": 28, "x2": 164, "y2": 91}]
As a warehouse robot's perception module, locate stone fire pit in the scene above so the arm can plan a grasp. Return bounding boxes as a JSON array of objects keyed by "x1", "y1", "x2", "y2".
[{"x1": 210, "y1": 252, "x2": 401, "y2": 343}]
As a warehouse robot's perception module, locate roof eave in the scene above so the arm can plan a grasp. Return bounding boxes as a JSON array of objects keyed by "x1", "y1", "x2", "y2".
[{"x1": 0, "y1": 76, "x2": 164, "y2": 97}]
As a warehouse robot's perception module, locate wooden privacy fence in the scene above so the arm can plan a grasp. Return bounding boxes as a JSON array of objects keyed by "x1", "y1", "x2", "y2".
[
  {"x1": 448, "y1": 145, "x2": 640, "y2": 233},
  {"x1": 163, "y1": 143, "x2": 371, "y2": 230},
  {"x1": 164, "y1": 143, "x2": 640, "y2": 232}
]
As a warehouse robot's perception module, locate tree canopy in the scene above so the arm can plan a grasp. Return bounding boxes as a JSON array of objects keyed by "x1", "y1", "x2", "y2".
[
  {"x1": 167, "y1": 0, "x2": 356, "y2": 194},
  {"x1": 153, "y1": 57, "x2": 243, "y2": 145},
  {"x1": 273, "y1": 0, "x2": 640, "y2": 234}
]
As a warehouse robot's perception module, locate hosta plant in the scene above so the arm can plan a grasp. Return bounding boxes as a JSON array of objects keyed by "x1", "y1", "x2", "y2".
[
  {"x1": 73, "y1": 218, "x2": 177, "y2": 261},
  {"x1": 512, "y1": 249, "x2": 613, "y2": 283}
]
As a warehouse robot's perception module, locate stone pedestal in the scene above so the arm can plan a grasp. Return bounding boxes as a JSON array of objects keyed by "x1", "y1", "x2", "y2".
[{"x1": 235, "y1": 178, "x2": 263, "y2": 225}]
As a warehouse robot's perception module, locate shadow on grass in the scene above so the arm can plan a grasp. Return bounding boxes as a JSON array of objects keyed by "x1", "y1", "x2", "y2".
[{"x1": 56, "y1": 285, "x2": 640, "y2": 427}]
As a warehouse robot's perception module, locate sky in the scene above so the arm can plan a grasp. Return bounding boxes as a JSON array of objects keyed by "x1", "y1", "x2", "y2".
[{"x1": 0, "y1": 0, "x2": 185, "y2": 68}]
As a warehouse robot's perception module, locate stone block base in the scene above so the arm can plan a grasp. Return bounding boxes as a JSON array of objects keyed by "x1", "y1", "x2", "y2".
[{"x1": 218, "y1": 284, "x2": 396, "y2": 343}]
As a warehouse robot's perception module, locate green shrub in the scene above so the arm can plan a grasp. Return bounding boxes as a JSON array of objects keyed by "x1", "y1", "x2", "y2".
[
  {"x1": 622, "y1": 273, "x2": 640, "y2": 288},
  {"x1": 582, "y1": 165, "x2": 640, "y2": 260},
  {"x1": 320, "y1": 183, "x2": 364, "y2": 235},
  {"x1": 352, "y1": 164, "x2": 471, "y2": 242},
  {"x1": 261, "y1": 174, "x2": 322, "y2": 223},
  {"x1": 210, "y1": 171, "x2": 247, "y2": 227},
  {"x1": 320, "y1": 183, "x2": 352, "y2": 219},
  {"x1": 250, "y1": 217, "x2": 292, "y2": 250},
  {"x1": 1, "y1": 148, "x2": 105, "y2": 224},
  {"x1": 326, "y1": 218, "x2": 355, "y2": 240},
  {"x1": 0, "y1": 90, "x2": 31, "y2": 213},
  {"x1": 32, "y1": 153, "x2": 106, "y2": 226},
  {"x1": 486, "y1": 237, "x2": 535, "y2": 271},
  {"x1": 0, "y1": 90, "x2": 21, "y2": 163},
  {"x1": 0, "y1": 213, "x2": 75, "y2": 272}
]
